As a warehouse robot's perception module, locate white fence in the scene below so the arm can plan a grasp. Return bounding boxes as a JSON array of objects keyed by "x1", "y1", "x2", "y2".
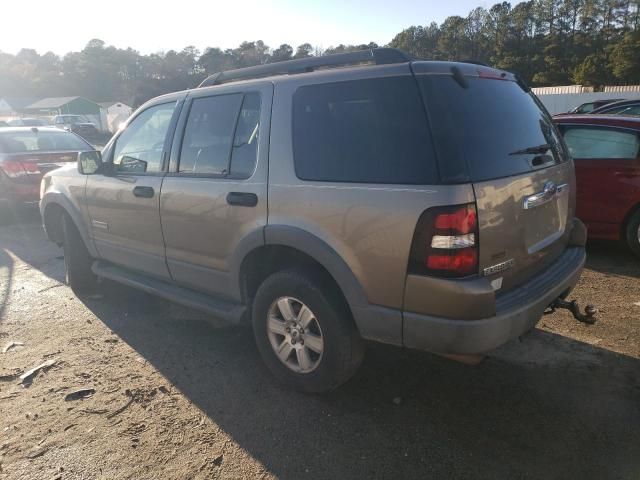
[
  {"x1": 532, "y1": 85, "x2": 594, "y2": 95},
  {"x1": 535, "y1": 90, "x2": 640, "y2": 115},
  {"x1": 603, "y1": 85, "x2": 640, "y2": 93}
]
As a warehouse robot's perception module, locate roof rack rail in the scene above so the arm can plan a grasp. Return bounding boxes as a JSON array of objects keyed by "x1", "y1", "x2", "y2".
[{"x1": 198, "y1": 47, "x2": 412, "y2": 88}]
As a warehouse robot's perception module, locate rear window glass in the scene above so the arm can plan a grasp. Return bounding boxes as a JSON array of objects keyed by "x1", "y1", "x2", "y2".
[
  {"x1": 0, "y1": 131, "x2": 90, "y2": 153},
  {"x1": 418, "y1": 76, "x2": 565, "y2": 182},
  {"x1": 292, "y1": 76, "x2": 438, "y2": 184}
]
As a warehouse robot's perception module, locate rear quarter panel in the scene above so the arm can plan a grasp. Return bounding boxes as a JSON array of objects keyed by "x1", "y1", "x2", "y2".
[{"x1": 268, "y1": 67, "x2": 475, "y2": 309}]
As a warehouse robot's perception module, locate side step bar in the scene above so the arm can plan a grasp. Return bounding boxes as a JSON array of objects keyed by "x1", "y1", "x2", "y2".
[{"x1": 92, "y1": 261, "x2": 246, "y2": 325}]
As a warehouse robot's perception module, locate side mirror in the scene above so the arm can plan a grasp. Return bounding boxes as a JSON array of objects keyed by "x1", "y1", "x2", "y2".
[{"x1": 78, "y1": 150, "x2": 102, "y2": 175}]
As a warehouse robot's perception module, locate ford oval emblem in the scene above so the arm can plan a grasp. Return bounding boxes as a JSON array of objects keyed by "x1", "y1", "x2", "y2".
[{"x1": 543, "y1": 181, "x2": 557, "y2": 195}]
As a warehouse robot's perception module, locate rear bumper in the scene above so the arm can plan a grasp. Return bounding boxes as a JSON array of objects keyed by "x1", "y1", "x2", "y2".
[{"x1": 401, "y1": 246, "x2": 585, "y2": 354}]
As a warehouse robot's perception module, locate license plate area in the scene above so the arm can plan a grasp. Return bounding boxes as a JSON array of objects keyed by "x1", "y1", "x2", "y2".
[{"x1": 524, "y1": 185, "x2": 569, "y2": 254}]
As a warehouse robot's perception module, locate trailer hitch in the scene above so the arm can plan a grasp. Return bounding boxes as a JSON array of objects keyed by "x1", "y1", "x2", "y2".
[{"x1": 544, "y1": 298, "x2": 597, "y2": 324}]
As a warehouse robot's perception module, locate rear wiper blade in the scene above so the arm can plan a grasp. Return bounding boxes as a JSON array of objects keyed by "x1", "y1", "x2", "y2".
[{"x1": 508, "y1": 144, "x2": 551, "y2": 155}]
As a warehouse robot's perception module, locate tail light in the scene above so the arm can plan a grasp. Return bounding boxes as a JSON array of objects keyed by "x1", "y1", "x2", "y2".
[
  {"x1": 409, "y1": 203, "x2": 479, "y2": 278},
  {"x1": 0, "y1": 159, "x2": 41, "y2": 178}
]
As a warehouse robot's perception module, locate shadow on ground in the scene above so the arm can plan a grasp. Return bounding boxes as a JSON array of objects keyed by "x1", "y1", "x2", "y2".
[
  {"x1": 1, "y1": 215, "x2": 638, "y2": 478},
  {"x1": 79, "y1": 280, "x2": 640, "y2": 480},
  {"x1": 586, "y1": 240, "x2": 640, "y2": 279}
]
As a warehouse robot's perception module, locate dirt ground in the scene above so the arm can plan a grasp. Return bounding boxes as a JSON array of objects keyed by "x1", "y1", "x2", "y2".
[{"x1": 0, "y1": 212, "x2": 638, "y2": 480}]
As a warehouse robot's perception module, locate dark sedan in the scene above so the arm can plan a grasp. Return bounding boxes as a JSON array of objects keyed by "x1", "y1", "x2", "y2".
[
  {"x1": 0, "y1": 127, "x2": 93, "y2": 207},
  {"x1": 569, "y1": 98, "x2": 623, "y2": 114},
  {"x1": 591, "y1": 99, "x2": 640, "y2": 115},
  {"x1": 554, "y1": 115, "x2": 640, "y2": 255}
]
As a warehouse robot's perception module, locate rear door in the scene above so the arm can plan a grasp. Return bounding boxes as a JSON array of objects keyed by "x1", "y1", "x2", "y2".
[
  {"x1": 159, "y1": 84, "x2": 271, "y2": 300},
  {"x1": 418, "y1": 69, "x2": 574, "y2": 293},
  {"x1": 558, "y1": 123, "x2": 640, "y2": 228}
]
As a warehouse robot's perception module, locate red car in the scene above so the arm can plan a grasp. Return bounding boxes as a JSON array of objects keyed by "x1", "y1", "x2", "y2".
[
  {"x1": 0, "y1": 127, "x2": 94, "y2": 208},
  {"x1": 554, "y1": 115, "x2": 640, "y2": 255}
]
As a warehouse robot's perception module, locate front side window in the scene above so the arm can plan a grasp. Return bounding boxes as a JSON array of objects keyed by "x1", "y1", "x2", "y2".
[
  {"x1": 113, "y1": 102, "x2": 176, "y2": 174},
  {"x1": 561, "y1": 126, "x2": 640, "y2": 159},
  {"x1": 292, "y1": 76, "x2": 438, "y2": 184},
  {"x1": 617, "y1": 105, "x2": 640, "y2": 116}
]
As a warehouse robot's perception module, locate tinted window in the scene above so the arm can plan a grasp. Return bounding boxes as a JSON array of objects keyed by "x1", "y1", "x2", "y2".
[
  {"x1": 0, "y1": 131, "x2": 90, "y2": 153},
  {"x1": 603, "y1": 105, "x2": 630, "y2": 114},
  {"x1": 617, "y1": 105, "x2": 640, "y2": 116},
  {"x1": 230, "y1": 93, "x2": 261, "y2": 178},
  {"x1": 179, "y1": 94, "x2": 243, "y2": 175},
  {"x1": 576, "y1": 103, "x2": 595, "y2": 113},
  {"x1": 419, "y1": 76, "x2": 566, "y2": 182},
  {"x1": 562, "y1": 126, "x2": 640, "y2": 159},
  {"x1": 113, "y1": 102, "x2": 175, "y2": 174},
  {"x1": 292, "y1": 76, "x2": 437, "y2": 184}
]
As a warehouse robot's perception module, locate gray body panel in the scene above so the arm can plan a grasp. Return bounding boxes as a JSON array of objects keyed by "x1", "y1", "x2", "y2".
[
  {"x1": 473, "y1": 161, "x2": 575, "y2": 294},
  {"x1": 267, "y1": 65, "x2": 475, "y2": 309},
  {"x1": 85, "y1": 174, "x2": 169, "y2": 278},
  {"x1": 159, "y1": 82, "x2": 273, "y2": 301}
]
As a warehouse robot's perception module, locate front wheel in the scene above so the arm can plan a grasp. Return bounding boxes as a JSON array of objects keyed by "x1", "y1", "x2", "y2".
[
  {"x1": 252, "y1": 269, "x2": 364, "y2": 393},
  {"x1": 625, "y1": 210, "x2": 640, "y2": 258}
]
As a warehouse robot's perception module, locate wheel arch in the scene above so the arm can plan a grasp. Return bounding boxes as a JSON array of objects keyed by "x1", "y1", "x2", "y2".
[
  {"x1": 41, "y1": 195, "x2": 98, "y2": 257},
  {"x1": 620, "y1": 201, "x2": 640, "y2": 240},
  {"x1": 236, "y1": 225, "x2": 369, "y2": 329}
]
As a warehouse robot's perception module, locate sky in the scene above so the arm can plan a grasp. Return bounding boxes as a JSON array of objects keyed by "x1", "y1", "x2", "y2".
[{"x1": 1, "y1": 0, "x2": 519, "y2": 56}]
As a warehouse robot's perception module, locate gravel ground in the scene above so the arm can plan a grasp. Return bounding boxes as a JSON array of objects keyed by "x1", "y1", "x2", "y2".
[{"x1": 0, "y1": 213, "x2": 638, "y2": 480}]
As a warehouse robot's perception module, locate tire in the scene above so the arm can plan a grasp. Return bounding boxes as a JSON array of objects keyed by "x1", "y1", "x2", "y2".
[
  {"x1": 625, "y1": 210, "x2": 640, "y2": 258},
  {"x1": 252, "y1": 269, "x2": 364, "y2": 393},
  {"x1": 62, "y1": 214, "x2": 98, "y2": 295}
]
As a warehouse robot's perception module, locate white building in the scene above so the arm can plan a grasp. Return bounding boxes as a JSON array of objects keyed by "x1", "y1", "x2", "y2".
[{"x1": 99, "y1": 101, "x2": 133, "y2": 133}]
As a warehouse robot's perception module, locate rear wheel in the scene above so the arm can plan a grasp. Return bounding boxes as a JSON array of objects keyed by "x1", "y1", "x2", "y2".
[
  {"x1": 252, "y1": 269, "x2": 364, "y2": 393},
  {"x1": 625, "y1": 210, "x2": 640, "y2": 258},
  {"x1": 62, "y1": 214, "x2": 97, "y2": 294}
]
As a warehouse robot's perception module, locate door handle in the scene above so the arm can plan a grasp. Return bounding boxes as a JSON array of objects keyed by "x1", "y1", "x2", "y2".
[
  {"x1": 523, "y1": 183, "x2": 568, "y2": 210},
  {"x1": 226, "y1": 192, "x2": 258, "y2": 207},
  {"x1": 133, "y1": 186, "x2": 155, "y2": 198}
]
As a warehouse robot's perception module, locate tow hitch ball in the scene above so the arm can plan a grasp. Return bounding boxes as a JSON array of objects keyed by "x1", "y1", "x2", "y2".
[{"x1": 545, "y1": 298, "x2": 598, "y2": 324}]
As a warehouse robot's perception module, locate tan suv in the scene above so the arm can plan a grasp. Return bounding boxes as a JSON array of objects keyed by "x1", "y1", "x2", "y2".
[{"x1": 40, "y1": 48, "x2": 590, "y2": 392}]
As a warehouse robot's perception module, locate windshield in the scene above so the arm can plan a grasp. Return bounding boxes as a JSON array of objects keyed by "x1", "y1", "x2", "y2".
[
  {"x1": 419, "y1": 75, "x2": 567, "y2": 183},
  {"x1": 0, "y1": 131, "x2": 91, "y2": 153},
  {"x1": 59, "y1": 115, "x2": 88, "y2": 124}
]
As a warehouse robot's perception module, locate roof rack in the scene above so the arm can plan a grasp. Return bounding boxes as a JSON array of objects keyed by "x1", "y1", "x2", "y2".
[{"x1": 198, "y1": 47, "x2": 412, "y2": 88}]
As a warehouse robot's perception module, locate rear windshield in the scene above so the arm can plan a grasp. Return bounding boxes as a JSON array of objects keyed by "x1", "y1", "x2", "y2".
[
  {"x1": 418, "y1": 75, "x2": 566, "y2": 183},
  {"x1": 0, "y1": 131, "x2": 90, "y2": 153},
  {"x1": 292, "y1": 76, "x2": 438, "y2": 184}
]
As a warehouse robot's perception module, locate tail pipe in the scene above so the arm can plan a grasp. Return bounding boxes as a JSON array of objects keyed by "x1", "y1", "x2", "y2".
[{"x1": 545, "y1": 298, "x2": 597, "y2": 324}]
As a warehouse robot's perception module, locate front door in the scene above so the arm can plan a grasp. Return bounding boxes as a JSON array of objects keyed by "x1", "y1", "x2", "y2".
[
  {"x1": 86, "y1": 100, "x2": 182, "y2": 278},
  {"x1": 160, "y1": 85, "x2": 272, "y2": 300},
  {"x1": 559, "y1": 124, "x2": 640, "y2": 237}
]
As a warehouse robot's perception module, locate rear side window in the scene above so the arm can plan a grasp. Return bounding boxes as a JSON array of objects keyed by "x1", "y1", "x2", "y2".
[
  {"x1": 561, "y1": 126, "x2": 640, "y2": 159},
  {"x1": 179, "y1": 94, "x2": 243, "y2": 175},
  {"x1": 179, "y1": 92, "x2": 261, "y2": 178},
  {"x1": 292, "y1": 76, "x2": 438, "y2": 184},
  {"x1": 230, "y1": 93, "x2": 261, "y2": 178},
  {"x1": 419, "y1": 76, "x2": 566, "y2": 183}
]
